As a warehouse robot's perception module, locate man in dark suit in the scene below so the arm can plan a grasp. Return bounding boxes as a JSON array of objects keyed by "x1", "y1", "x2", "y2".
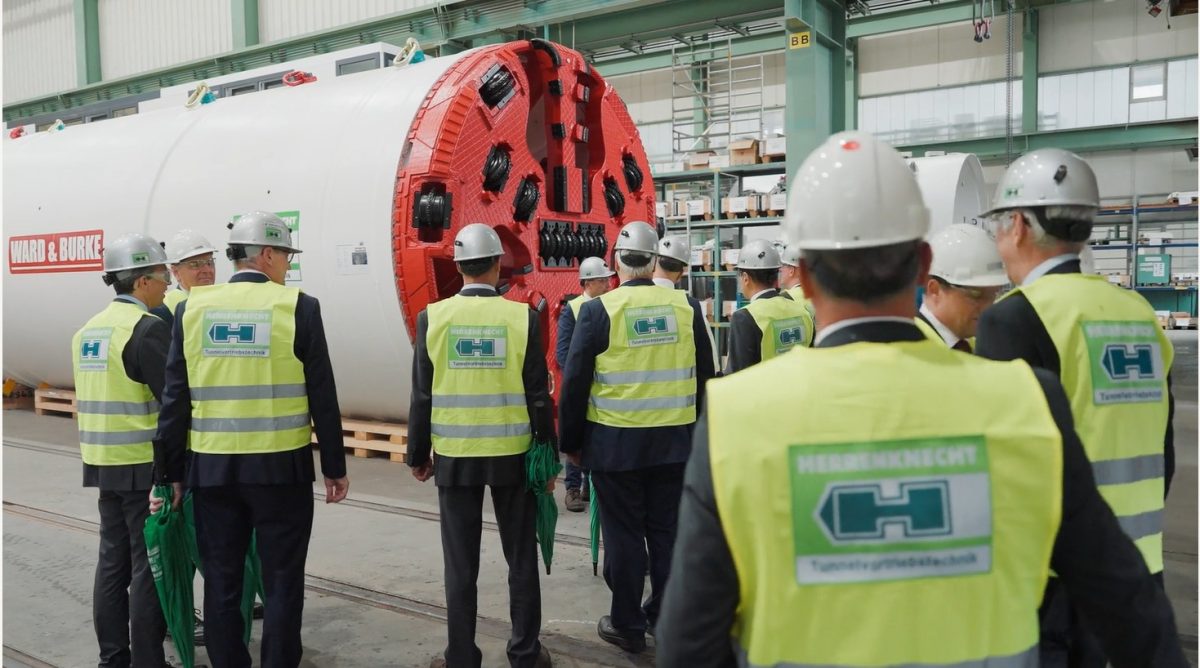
[
  {"x1": 75, "y1": 233, "x2": 171, "y2": 668},
  {"x1": 154, "y1": 211, "x2": 349, "y2": 668},
  {"x1": 408, "y1": 223, "x2": 554, "y2": 668},
  {"x1": 915, "y1": 224, "x2": 1007, "y2": 352},
  {"x1": 656, "y1": 132, "x2": 1186, "y2": 668},
  {"x1": 976, "y1": 149, "x2": 1176, "y2": 668},
  {"x1": 559, "y1": 220, "x2": 715, "y2": 653}
]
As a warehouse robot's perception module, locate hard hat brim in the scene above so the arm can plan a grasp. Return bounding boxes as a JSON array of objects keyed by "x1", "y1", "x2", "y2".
[{"x1": 172, "y1": 247, "x2": 219, "y2": 263}]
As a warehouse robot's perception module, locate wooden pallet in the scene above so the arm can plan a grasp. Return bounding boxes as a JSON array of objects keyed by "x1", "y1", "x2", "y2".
[
  {"x1": 723, "y1": 210, "x2": 764, "y2": 220},
  {"x1": 766, "y1": 209, "x2": 784, "y2": 217},
  {"x1": 34, "y1": 388, "x2": 77, "y2": 417},
  {"x1": 315, "y1": 419, "x2": 408, "y2": 462}
]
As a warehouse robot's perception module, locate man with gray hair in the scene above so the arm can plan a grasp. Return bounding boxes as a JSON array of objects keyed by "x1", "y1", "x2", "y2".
[
  {"x1": 559, "y1": 220, "x2": 714, "y2": 653},
  {"x1": 977, "y1": 148, "x2": 1176, "y2": 668}
]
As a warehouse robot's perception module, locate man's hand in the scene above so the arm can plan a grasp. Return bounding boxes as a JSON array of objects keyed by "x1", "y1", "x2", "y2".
[
  {"x1": 567, "y1": 452, "x2": 582, "y2": 467},
  {"x1": 148, "y1": 483, "x2": 183, "y2": 513},
  {"x1": 545, "y1": 476, "x2": 556, "y2": 494},
  {"x1": 324, "y1": 476, "x2": 349, "y2": 504},
  {"x1": 411, "y1": 461, "x2": 434, "y2": 482}
]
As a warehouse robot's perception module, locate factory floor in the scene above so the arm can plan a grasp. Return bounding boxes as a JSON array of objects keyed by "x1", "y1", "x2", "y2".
[{"x1": 3, "y1": 330, "x2": 1197, "y2": 668}]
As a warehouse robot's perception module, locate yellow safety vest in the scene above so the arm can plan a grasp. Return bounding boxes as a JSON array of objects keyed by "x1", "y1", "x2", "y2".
[
  {"x1": 708, "y1": 339, "x2": 1061, "y2": 668},
  {"x1": 1018, "y1": 273, "x2": 1173, "y2": 573},
  {"x1": 587, "y1": 285, "x2": 697, "y2": 427},
  {"x1": 162, "y1": 289, "x2": 187, "y2": 317},
  {"x1": 72, "y1": 301, "x2": 161, "y2": 466},
  {"x1": 915, "y1": 315, "x2": 976, "y2": 351},
  {"x1": 744, "y1": 294, "x2": 814, "y2": 359},
  {"x1": 183, "y1": 282, "x2": 311, "y2": 455},
  {"x1": 783, "y1": 285, "x2": 817, "y2": 323},
  {"x1": 568, "y1": 294, "x2": 589, "y2": 319},
  {"x1": 427, "y1": 294, "x2": 532, "y2": 457}
]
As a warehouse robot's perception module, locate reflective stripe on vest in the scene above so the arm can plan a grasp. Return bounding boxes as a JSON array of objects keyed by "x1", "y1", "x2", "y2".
[
  {"x1": 587, "y1": 285, "x2": 698, "y2": 428},
  {"x1": 183, "y1": 282, "x2": 311, "y2": 455},
  {"x1": 745, "y1": 294, "x2": 815, "y2": 361},
  {"x1": 734, "y1": 644, "x2": 1038, "y2": 668},
  {"x1": 427, "y1": 294, "x2": 532, "y2": 457},
  {"x1": 162, "y1": 289, "x2": 187, "y2": 316},
  {"x1": 72, "y1": 302, "x2": 160, "y2": 466},
  {"x1": 708, "y1": 340, "x2": 1061, "y2": 667},
  {"x1": 1017, "y1": 273, "x2": 1173, "y2": 573}
]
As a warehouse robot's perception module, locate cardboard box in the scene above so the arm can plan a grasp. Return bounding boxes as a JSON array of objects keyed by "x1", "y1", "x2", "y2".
[
  {"x1": 729, "y1": 139, "x2": 760, "y2": 166},
  {"x1": 689, "y1": 248, "x2": 704, "y2": 267},
  {"x1": 723, "y1": 196, "x2": 752, "y2": 214},
  {"x1": 722, "y1": 300, "x2": 737, "y2": 318},
  {"x1": 708, "y1": 154, "x2": 731, "y2": 169},
  {"x1": 685, "y1": 199, "x2": 711, "y2": 217},
  {"x1": 761, "y1": 136, "x2": 787, "y2": 158},
  {"x1": 722, "y1": 248, "x2": 741, "y2": 270},
  {"x1": 655, "y1": 202, "x2": 669, "y2": 219},
  {"x1": 687, "y1": 152, "x2": 715, "y2": 168},
  {"x1": 1106, "y1": 273, "x2": 1131, "y2": 288},
  {"x1": 1155, "y1": 310, "x2": 1172, "y2": 329},
  {"x1": 1168, "y1": 190, "x2": 1199, "y2": 205},
  {"x1": 1172, "y1": 313, "x2": 1193, "y2": 328},
  {"x1": 768, "y1": 193, "x2": 788, "y2": 212}
]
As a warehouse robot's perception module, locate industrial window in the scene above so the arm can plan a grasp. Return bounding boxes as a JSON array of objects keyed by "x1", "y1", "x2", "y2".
[
  {"x1": 111, "y1": 106, "x2": 137, "y2": 117},
  {"x1": 85, "y1": 113, "x2": 108, "y2": 123},
  {"x1": 262, "y1": 78, "x2": 286, "y2": 90},
  {"x1": 1131, "y1": 63, "x2": 1167, "y2": 102},
  {"x1": 337, "y1": 55, "x2": 380, "y2": 76},
  {"x1": 228, "y1": 84, "x2": 257, "y2": 96},
  {"x1": 63, "y1": 117, "x2": 84, "y2": 126}
]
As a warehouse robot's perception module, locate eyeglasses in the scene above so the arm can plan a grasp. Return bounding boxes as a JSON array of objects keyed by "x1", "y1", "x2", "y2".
[
  {"x1": 145, "y1": 271, "x2": 172, "y2": 286},
  {"x1": 179, "y1": 258, "x2": 215, "y2": 270}
]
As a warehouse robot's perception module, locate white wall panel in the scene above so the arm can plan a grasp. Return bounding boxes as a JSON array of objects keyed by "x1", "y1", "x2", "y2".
[
  {"x1": 99, "y1": 0, "x2": 231, "y2": 80},
  {"x1": 3, "y1": 0, "x2": 76, "y2": 103},
  {"x1": 859, "y1": 15, "x2": 1022, "y2": 97},
  {"x1": 1040, "y1": 3, "x2": 1197, "y2": 73},
  {"x1": 259, "y1": 0, "x2": 438, "y2": 43}
]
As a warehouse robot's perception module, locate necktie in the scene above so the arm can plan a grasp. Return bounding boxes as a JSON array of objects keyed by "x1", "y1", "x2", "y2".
[{"x1": 953, "y1": 339, "x2": 972, "y2": 353}]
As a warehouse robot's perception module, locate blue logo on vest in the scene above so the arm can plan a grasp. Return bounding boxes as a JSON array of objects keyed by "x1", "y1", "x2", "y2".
[
  {"x1": 80, "y1": 340, "x2": 103, "y2": 359},
  {"x1": 778, "y1": 327, "x2": 804, "y2": 346},
  {"x1": 1101, "y1": 344, "x2": 1156, "y2": 380},
  {"x1": 209, "y1": 323, "x2": 257, "y2": 343},
  {"x1": 818, "y1": 481, "x2": 951, "y2": 542},
  {"x1": 455, "y1": 338, "x2": 496, "y2": 357},
  {"x1": 634, "y1": 316, "x2": 669, "y2": 336}
]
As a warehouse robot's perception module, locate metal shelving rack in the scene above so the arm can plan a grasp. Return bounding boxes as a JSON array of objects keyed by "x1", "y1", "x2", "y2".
[
  {"x1": 1091, "y1": 195, "x2": 1199, "y2": 316},
  {"x1": 653, "y1": 163, "x2": 788, "y2": 355}
]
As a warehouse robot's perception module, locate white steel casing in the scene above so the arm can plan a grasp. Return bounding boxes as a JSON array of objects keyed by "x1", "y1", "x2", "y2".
[
  {"x1": 3, "y1": 51, "x2": 473, "y2": 420},
  {"x1": 907, "y1": 153, "x2": 988, "y2": 236}
]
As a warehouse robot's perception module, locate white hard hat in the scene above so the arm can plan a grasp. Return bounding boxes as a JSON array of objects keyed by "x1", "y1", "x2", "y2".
[
  {"x1": 736, "y1": 239, "x2": 781, "y2": 270},
  {"x1": 982, "y1": 148, "x2": 1100, "y2": 216},
  {"x1": 779, "y1": 242, "x2": 802, "y2": 267},
  {"x1": 103, "y1": 233, "x2": 169, "y2": 274},
  {"x1": 228, "y1": 211, "x2": 302, "y2": 253},
  {"x1": 453, "y1": 223, "x2": 504, "y2": 261},
  {"x1": 614, "y1": 221, "x2": 658, "y2": 254},
  {"x1": 929, "y1": 224, "x2": 1008, "y2": 287},
  {"x1": 784, "y1": 132, "x2": 930, "y2": 250},
  {"x1": 164, "y1": 229, "x2": 217, "y2": 264},
  {"x1": 579, "y1": 256, "x2": 615, "y2": 281},
  {"x1": 657, "y1": 235, "x2": 690, "y2": 264}
]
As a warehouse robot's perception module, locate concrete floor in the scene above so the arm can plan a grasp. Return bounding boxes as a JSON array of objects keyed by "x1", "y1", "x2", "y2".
[{"x1": 2, "y1": 329, "x2": 1196, "y2": 667}]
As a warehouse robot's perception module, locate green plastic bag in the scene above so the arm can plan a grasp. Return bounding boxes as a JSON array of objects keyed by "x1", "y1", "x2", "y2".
[
  {"x1": 145, "y1": 486, "x2": 197, "y2": 668},
  {"x1": 182, "y1": 492, "x2": 265, "y2": 645}
]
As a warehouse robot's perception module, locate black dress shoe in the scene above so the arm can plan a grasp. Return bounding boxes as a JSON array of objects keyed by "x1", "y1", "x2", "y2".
[
  {"x1": 534, "y1": 645, "x2": 553, "y2": 667},
  {"x1": 597, "y1": 615, "x2": 646, "y2": 653}
]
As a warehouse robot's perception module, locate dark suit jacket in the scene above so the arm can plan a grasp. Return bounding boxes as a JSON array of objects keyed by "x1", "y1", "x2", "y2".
[
  {"x1": 656, "y1": 320, "x2": 1186, "y2": 668},
  {"x1": 83, "y1": 297, "x2": 171, "y2": 491},
  {"x1": 153, "y1": 271, "x2": 347, "y2": 486},
  {"x1": 558, "y1": 278, "x2": 716, "y2": 472},
  {"x1": 975, "y1": 259, "x2": 1176, "y2": 493},
  {"x1": 406, "y1": 286, "x2": 554, "y2": 487}
]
